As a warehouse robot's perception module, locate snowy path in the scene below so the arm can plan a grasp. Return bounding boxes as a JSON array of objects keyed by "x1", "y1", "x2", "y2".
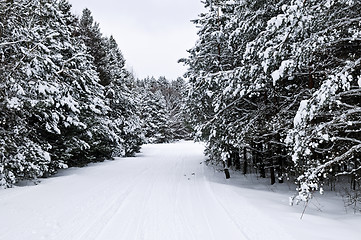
[{"x1": 0, "y1": 141, "x2": 360, "y2": 240}]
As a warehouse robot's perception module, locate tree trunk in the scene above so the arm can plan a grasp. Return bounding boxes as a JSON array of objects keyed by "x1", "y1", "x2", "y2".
[
  {"x1": 224, "y1": 168, "x2": 230, "y2": 179},
  {"x1": 351, "y1": 175, "x2": 356, "y2": 191},
  {"x1": 223, "y1": 161, "x2": 231, "y2": 179},
  {"x1": 243, "y1": 147, "x2": 248, "y2": 175},
  {"x1": 277, "y1": 157, "x2": 284, "y2": 183},
  {"x1": 259, "y1": 162, "x2": 266, "y2": 178},
  {"x1": 233, "y1": 148, "x2": 241, "y2": 170},
  {"x1": 270, "y1": 162, "x2": 275, "y2": 185}
]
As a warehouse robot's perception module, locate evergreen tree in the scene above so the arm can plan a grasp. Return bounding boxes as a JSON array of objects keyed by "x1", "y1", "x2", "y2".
[
  {"x1": 0, "y1": 0, "x2": 104, "y2": 184},
  {"x1": 136, "y1": 77, "x2": 171, "y2": 143},
  {"x1": 103, "y1": 36, "x2": 143, "y2": 156},
  {"x1": 135, "y1": 76, "x2": 190, "y2": 143},
  {"x1": 78, "y1": 8, "x2": 110, "y2": 86},
  {"x1": 282, "y1": 0, "x2": 361, "y2": 199},
  {"x1": 183, "y1": 0, "x2": 290, "y2": 179},
  {"x1": 184, "y1": 0, "x2": 361, "y2": 192},
  {"x1": 78, "y1": 9, "x2": 143, "y2": 157},
  {"x1": 0, "y1": 0, "x2": 143, "y2": 187},
  {"x1": 169, "y1": 77, "x2": 193, "y2": 140}
]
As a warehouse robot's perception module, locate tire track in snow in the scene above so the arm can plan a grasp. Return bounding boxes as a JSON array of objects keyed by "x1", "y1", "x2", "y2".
[
  {"x1": 194, "y1": 173, "x2": 216, "y2": 240},
  {"x1": 75, "y1": 166, "x2": 153, "y2": 240},
  {"x1": 202, "y1": 178, "x2": 252, "y2": 240},
  {"x1": 173, "y1": 156, "x2": 198, "y2": 240},
  {"x1": 192, "y1": 169, "x2": 249, "y2": 240},
  {"x1": 204, "y1": 176, "x2": 297, "y2": 240},
  {"x1": 0, "y1": 142, "x2": 298, "y2": 240},
  {"x1": 134, "y1": 168, "x2": 161, "y2": 240},
  {"x1": 93, "y1": 159, "x2": 170, "y2": 240}
]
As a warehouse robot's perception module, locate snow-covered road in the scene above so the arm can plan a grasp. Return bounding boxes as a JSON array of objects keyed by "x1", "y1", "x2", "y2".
[{"x1": 0, "y1": 141, "x2": 360, "y2": 240}]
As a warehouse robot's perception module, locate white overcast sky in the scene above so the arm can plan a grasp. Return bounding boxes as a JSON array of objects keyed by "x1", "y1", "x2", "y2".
[{"x1": 68, "y1": 0, "x2": 205, "y2": 80}]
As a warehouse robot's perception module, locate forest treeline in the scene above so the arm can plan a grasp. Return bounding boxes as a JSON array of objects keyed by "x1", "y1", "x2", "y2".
[
  {"x1": 181, "y1": 0, "x2": 361, "y2": 202},
  {"x1": 1, "y1": 0, "x2": 361, "y2": 207},
  {"x1": 0, "y1": 0, "x2": 189, "y2": 187}
]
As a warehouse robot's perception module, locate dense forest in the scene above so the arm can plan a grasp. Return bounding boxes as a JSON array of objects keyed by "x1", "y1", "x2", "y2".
[
  {"x1": 1, "y1": 0, "x2": 361, "y2": 207},
  {"x1": 0, "y1": 0, "x2": 189, "y2": 187},
  {"x1": 181, "y1": 0, "x2": 361, "y2": 202}
]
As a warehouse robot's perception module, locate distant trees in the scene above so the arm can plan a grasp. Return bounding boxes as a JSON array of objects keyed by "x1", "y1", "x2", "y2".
[
  {"x1": 183, "y1": 0, "x2": 361, "y2": 198},
  {"x1": 135, "y1": 76, "x2": 191, "y2": 144},
  {"x1": 0, "y1": 0, "x2": 142, "y2": 187}
]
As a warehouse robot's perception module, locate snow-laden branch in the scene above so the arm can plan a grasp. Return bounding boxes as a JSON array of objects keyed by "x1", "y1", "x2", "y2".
[
  {"x1": 339, "y1": 89, "x2": 361, "y2": 97},
  {"x1": 55, "y1": 53, "x2": 90, "y2": 75},
  {"x1": 309, "y1": 144, "x2": 361, "y2": 179},
  {"x1": 314, "y1": 16, "x2": 361, "y2": 37},
  {"x1": 333, "y1": 137, "x2": 361, "y2": 144},
  {"x1": 10, "y1": 43, "x2": 39, "y2": 76},
  {"x1": 0, "y1": 40, "x2": 29, "y2": 47},
  {"x1": 336, "y1": 165, "x2": 361, "y2": 177}
]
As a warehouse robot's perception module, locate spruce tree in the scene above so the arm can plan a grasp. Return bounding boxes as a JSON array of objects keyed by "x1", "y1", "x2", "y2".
[
  {"x1": 0, "y1": 0, "x2": 105, "y2": 185},
  {"x1": 184, "y1": 0, "x2": 361, "y2": 192},
  {"x1": 0, "y1": 0, "x2": 143, "y2": 187},
  {"x1": 77, "y1": 8, "x2": 143, "y2": 159}
]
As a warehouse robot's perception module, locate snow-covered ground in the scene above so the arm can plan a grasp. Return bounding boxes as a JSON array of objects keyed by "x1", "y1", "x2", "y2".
[{"x1": 0, "y1": 141, "x2": 360, "y2": 240}]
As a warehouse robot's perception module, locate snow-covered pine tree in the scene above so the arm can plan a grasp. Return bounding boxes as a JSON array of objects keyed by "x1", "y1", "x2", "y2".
[
  {"x1": 0, "y1": 0, "x2": 142, "y2": 187},
  {"x1": 135, "y1": 76, "x2": 191, "y2": 144},
  {"x1": 234, "y1": 0, "x2": 304, "y2": 183},
  {"x1": 0, "y1": 0, "x2": 107, "y2": 185},
  {"x1": 181, "y1": 0, "x2": 243, "y2": 176},
  {"x1": 136, "y1": 77, "x2": 171, "y2": 144},
  {"x1": 180, "y1": 0, "x2": 235, "y2": 157},
  {"x1": 102, "y1": 36, "x2": 143, "y2": 156},
  {"x1": 183, "y1": 0, "x2": 293, "y2": 180},
  {"x1": 77, "y1": 8, "x2": 143, "y2": 160},
  {"x1": 169, "y1": 77, "x2": 193, "y2": 140},
  {"x1": 281, "y1": 0, "x2": 361, "y2": 200},
  {"x1": 78, "y1": 8, "x2": 110, "y2": 86},
  {"x1": 220, "y1": 0, "x2": 294, "y2": 182}
]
